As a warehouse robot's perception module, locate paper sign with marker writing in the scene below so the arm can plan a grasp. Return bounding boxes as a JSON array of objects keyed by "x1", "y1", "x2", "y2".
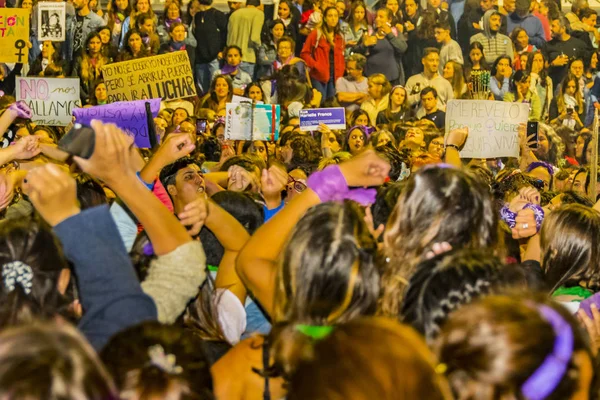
[
  {"x1": 16, "y1": 77, "x2": 81, "y2": 126},
  {"x1": 225, "y1": 103, "x2": 280, "y2": 141},
  {"x1": 72, "y1": 98, "x2": 160, "y2": 148},
  {"x1": 0, "y1": 9, "x2": 30, "y2": 63},
  {"x1": 299, "y1": 107, "x2": 346, "y2": 131},
  {"x1": 231, "y1": 95, "x2": 263, "y2": 104},
  {"x1": 101, "y1": 51, "x2": 196, "y2": 103},
  {"x1": 445, "y1": 100, "x2": 530, "y2": 158}
]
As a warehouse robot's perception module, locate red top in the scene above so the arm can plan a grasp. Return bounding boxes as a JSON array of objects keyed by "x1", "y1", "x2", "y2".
[{"x1": 300, "y1": 29, "x2": 345, "y2": 84}]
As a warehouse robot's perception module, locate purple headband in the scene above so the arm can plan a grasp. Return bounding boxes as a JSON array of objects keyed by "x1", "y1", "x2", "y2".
[
  {"x1": 500, "y1": 203, "x2": 544, "y2": 232},
  {"x1": 521, "y1": 305, "x2": 574, "y2": 400},
  {"x1": 347, "y1": 125, "x2": 374, "y2": 139}
]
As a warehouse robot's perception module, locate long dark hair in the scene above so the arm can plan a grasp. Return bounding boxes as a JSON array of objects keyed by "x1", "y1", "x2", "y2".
[
  {"x1": 508, "y1": 69, "x2": 531, "y2": 98},
  {"x1": 526, "y1": 50, "x2": 549, "y2": 88},
  {"x1": 319, "y1": 7, "x2": 342, "y2": 44}
]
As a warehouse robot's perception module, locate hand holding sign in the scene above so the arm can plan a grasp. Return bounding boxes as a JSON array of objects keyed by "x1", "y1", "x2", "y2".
[
  {"x1": 8, "y1": 100, "x2": 32, "y2": 119},
  {"x1": 445, "y1": 127, "x2": 469, "y2": 148}
]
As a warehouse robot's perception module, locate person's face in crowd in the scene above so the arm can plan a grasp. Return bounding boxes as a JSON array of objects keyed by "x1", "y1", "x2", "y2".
[
  {"x1": 228, "y1": 1, "x2": 242, "y2": 12},
  {"x1": 470, "y1": 47, "x2": 483, "y2": 65},
  {"x1": 435, "y1": 27, "x2": 451, "y2": 44},
  {"x1": 154, "y1": 117, "x2": 168, "y2": 132},
  {"x1": 137, "y1": 0, "x2": 150, "y2": 13},
  {"x1": 516, "y1": 76, "x2": 531, "y2": 96},
  {"x1": 576, "y1": 135, "x2": 586, "y2": 159},
  {"x1": 516, "y1": 30, "x2": 529, "y2": 48},
  {"x1": 480, "y1": 0, "x2": 493, "y2": 11},
  {"x1": 324, "y1": 131, "x2": 341, "y2": 152},
  {"x1": 377, "y1": 132, "x2": 393, "y2": 147},
  {"x1": 141, "y1": 18, "x2": 154, "y2": 34},
  {"x1": 354, "y1": 113, "x2": 369, "y2": 126},
  {"x1": 405, "y1": 0, "x2": 417, "y2": 17},
  {"x1": 325, "y1": 8, "x2": 339, "y2": 28},
  {"x1": 535, "y1": 130, "x2": 549, "y2": 157},
  {"x1": 227, "y1": 48, "x2": 242, "y2": 66},
  {"x1": 566, "y1": 79, "x2": 577, "y2": 96},
  {"x1": 248, "y1": 85, "x2": 263, "y2": 101},
  {"x1": 171, "y1": 164, "x2": 206, "y2": 206},
  {"x1": 88, "y1": 36, "x2": 102, "y2": 55},
  {"x1": 286, "y1": 169, "x2": 307, "y2": 202},
  {"x1": 386, "y1": 0, "x2": 399, "y2": 14},
  {"x1": 570, "y1": 60, "x2": 584, "y2": 79},
  {"x1": 367, "y1": 80, "x2": 384, "y2": 100},
  {"x1": 346, "y1": 61, "x2": 363, "y2": 81},
  {"x1": 582, "y1": 13, "x2": 597, "y2": 28},
  {"x1": 95, "y1": 83, "x2": 107, "y2": 102},
  {"x1": 572, "y1": 171, "x2": 588, "y2": 194},
  {"x1": 214, "y1": 77, "x2": 230, "y2": 98},
  {"x1": 272, "y1": 23, "x2": 285, "y2": 40},
  {"x1": 172, "y1": 109, "x2": 188, "y2": 126},
  {"x1": 495, "y1": 58, "x2": 510, "y2": 78},
  {"x1": 336, "y1": 1, "x2": 346, "y2": 17},
  {"x1": 179, "y1": 121, "x2": 196, "y2": 137},
  {"x1": 215, "y1": 125, "x2": 225, "y2": 142},
  {"x1": 375, "y1": 9, "x2": 391, "y2": 28},
  {"x1": 353, "y1": 5, "x2": 366, "y2": 21},
  {"x1": 252, "y1": 141, "x2": 268, "y2": 161},
  {"x1": 348, "y1": 129, "x2": 365, "y2": 154},
  {"x1": 443, "y1": 61, "x2": 454, "y2": 79},
  {"x1": 323, "y1": 0, "x2": 336, "y2": 9},
  {"x1": 391, "y1": 87, "x2": 406, "y2": 107},
  {"x1": 116, "y1": 0, "x2": 129, "y2": 11},
  {"x1": 73, "y1": 0, "x2": 89, "y2": 11},
  {"x1": 167, "y1": 2, "x2": 180, "y2": 19},
  {"x1": 503, "y1": 0, "x2": 516, "y2": 12},
  {"x1": 423, "y1": 52, "x2": 440, "y2": 75},
  {"x1": 421, "y1": 91, "x2": 437, "y2": 112},
  {"x1": 405, "y1": 127, "x2": 424, "y2": 146},
  {"x1": 99, "y1": 28, "x2": 111, "y2": 44},
  {"x1": 519, "y1": 53, "x2": 528, "y2": 68},
  {"x1": 428, "y1": 0, "x2": 441, "y2": 9},
  {"x1": 551, "y1": 19, "x2": 565, "y2": 39},
  {"x1": 531, "y1": 52, "x2": 544, "y2": 73},
  {"x1": 41, "y1": 41, "x2": 55, "y2": 59},
  {"x1": 21, "y1": 0, "x2": 33, "y2": 10},
  {"x1": 128, "y1": 33, "x2": 142, "y2": 54},
  {"x1": 278, "y1": 2, "x2": 291, "y2": 19},
  {"x1": 489, "y1": 14, "x2": 501, "y2": 32},
  {"x1": 529, "y1": 167, "x2": 551, "y2": 191},
  {"x1": 159, "y1": 110, "x2": 172, "y2": 123},
  {"x1": 170, "y1": 25, "x2": 187, "y2": 42},
  {"x1": 277, "y1": 40, "x2": 293, "y2": 60},
  {"x1": 591, "y1": 52, "x2": 599, "y2": 70},
  {"x1": 428, "y1": 136, "x2": 444, "y2": 157}
]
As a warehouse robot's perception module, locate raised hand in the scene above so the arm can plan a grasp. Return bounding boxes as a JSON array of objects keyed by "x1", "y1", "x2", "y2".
[
  {"x1": 228, "y1": 165, "x2": 258, "y2": 192},
  {"x1": 154, "y1": 132, "x2": 196, "y2": 166},
  {"x1": 445, "y1": 127, "x2": 469, "y2": 148},
  {"x1": 23, "y1": 164, "x2": 80, "y2": 226},
  {"x1": 339, "y1": 149, "x2": 391, "y2": 187},
  {"x1": 11, "y1": 136, "x2": 41, "y2": 160},
  {"x1": 177, "y1": 195, "x2": 209, "y2": 236},
  {"x1": 8, "y1": 101, "x2": 32, "y2": 119},
  {"x1": 261, "y1": 165, "x2": 288, "y2": 197}
]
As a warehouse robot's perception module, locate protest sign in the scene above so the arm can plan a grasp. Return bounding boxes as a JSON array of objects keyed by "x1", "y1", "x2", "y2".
[
  {"x1": 72, "y1": 98, "x2": 161, "y2": 148},
  {"x1": 232, "y1": 95, "x2": 263, "y2": 104},
  {"x1": 37, "y1": 2, "x2": 66, "y2": 41},
  {"x1": 225, "y1": 103, "x2": 280, "y2": 141},
  {"x1": 445, "y1": 99, "x2": 530, "y2": 158},
  {"x1": 16, "y1": 77, "x2": 80, "y2": 126},
  {"x1": 101, "y1": 51, "x2": 196, "y2": 103},
  {"x1": 0, "y1": 9, "x2": 30, "y2": 63},
  {"x1": 299, "y1": 107, "x2": 346, "y2": 131}
]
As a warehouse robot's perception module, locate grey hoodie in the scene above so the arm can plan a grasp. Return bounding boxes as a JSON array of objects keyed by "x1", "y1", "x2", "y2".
[{"x1": 470, "y1": 10, "x2": 514, "y2": 64}]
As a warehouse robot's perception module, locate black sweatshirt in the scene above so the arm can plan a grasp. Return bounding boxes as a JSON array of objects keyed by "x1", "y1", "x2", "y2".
[{"x1": 194, "y1": 8, "x2": 228, "y2": 65}]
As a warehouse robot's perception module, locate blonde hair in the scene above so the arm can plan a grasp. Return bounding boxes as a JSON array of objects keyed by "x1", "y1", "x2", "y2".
[{"x1": 368, "y1": 73, "x2": 392, "y2": 96}]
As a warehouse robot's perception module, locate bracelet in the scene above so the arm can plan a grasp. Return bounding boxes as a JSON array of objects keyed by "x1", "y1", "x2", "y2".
[{"x1": 445, "y1": 144, "x2": 460, "y2": 151}]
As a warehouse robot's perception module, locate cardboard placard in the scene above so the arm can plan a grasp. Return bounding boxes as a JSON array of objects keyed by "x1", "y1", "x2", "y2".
[
  {"x1": 445, "y1": 99, "x2": 530, "y2": 158},
  {"x1": 37, "y1": 2, "x2": 65, "y2": 41},
  {"x1": 299, "y1": 107, "x2": 346, "y2": 131},
  {"x1": 72, "y1": 98, "x2": 161, "y2": 148},
  {"x1": 101, "y1": 51, "x2": 196, "y2": 103},
  {"x1": 225, "y1": 103, "x2": 280, "y2": 141},
  {"x1": 0, "y1": 9, "x2": 30, "y2": 64},
  {"x1": 16, "y1": 77, "x2": 81, "y2": 126}
]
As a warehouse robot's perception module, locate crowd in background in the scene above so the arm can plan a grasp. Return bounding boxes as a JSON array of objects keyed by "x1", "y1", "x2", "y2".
[{"x1": 0, "y1": 0, "x2": 600, "y2": 398}]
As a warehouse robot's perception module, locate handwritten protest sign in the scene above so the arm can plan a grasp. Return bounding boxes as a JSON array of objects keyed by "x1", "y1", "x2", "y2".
[
  {"x1": 445, "y1": 99, "x2": 530, "y2": 158},
  {"x1": 232, "y1": 94, "x2": 263, "y2": 104},
  {"x1": 37, "y1": 2, "x2": 66, "y2": 41},
  {"x1": 225, "y1": 103, "x2": 280, "y2": 141},
  {"x1": 0, "y1": 9, "x2": 30, "y2": 63},
  {"x1": 16, "y1": 77, "x2": 80, "y2": 126},
  {"x1": 101, "y1": 51, "x2": 196, "y2": 103},
  {"x1": 299, "y1": 107, "x2": 346, "y2": 131},
  {"x1": 72, "y1": 98, "x2": 161, "y2": 148}
]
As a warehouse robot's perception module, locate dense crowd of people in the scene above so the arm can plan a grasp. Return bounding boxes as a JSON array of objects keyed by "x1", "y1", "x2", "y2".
[{"x1": 1, "y1": 0, "x2": 600, "y2": 397}]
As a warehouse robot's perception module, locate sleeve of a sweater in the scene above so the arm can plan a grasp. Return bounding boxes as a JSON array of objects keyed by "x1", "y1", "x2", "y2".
[
  {"x1": 54, "y1": 205, "x2": 157, "y2": 351},
  {"x1": 141, "y1": 240, "x2": 207, "y2": 323}
]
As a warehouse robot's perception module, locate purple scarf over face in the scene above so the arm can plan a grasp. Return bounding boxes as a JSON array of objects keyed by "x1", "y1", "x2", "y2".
[
  {"x1": 220, "y1": 63, "x2": 240, "y2": 75},
  {"x1": 165, "y1": 17, "x2": 182, "y2": 30}
]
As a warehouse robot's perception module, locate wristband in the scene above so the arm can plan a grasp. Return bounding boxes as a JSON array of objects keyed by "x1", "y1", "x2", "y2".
[
  {"x1": 307, "y1": 165, "x2": 377, "y2": 206},
  {"x1": 500, "y1": 203, "x2": 544, "y2": 232},
  {"x1": 445, "y1": 144, "x2": 460, "y2": 151}
]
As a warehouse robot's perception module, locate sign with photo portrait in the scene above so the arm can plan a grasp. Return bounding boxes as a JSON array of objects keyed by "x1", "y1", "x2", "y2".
[{"x1": 37, "y1": 2, "x2": 65, "y2": 42}]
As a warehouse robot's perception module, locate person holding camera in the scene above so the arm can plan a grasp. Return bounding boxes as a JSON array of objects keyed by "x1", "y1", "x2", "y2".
[{"x1": 549, "y1": 73, "x2": 585, "y2": 130}]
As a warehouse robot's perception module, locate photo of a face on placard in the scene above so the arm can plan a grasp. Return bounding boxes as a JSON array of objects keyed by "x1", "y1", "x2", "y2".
[{"x1": 38, "y1": 2, "x2": 65, "y2": 41}]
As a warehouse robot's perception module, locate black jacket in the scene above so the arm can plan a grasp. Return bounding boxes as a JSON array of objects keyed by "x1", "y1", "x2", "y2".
[{"x1": 194, "y1": 8, "x2": 228, "y2": 64}]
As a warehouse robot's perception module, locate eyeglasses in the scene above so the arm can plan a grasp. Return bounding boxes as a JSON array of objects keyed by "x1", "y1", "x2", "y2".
[{"x1": 287, "y1": 176, "x2": 307, "y2": 192}]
